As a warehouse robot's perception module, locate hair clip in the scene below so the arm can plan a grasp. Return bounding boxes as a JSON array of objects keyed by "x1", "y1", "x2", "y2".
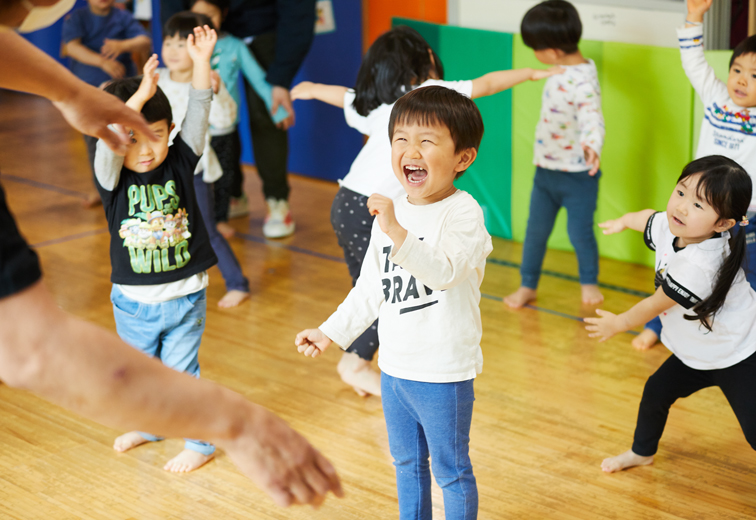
[{"x1": 740, "y1": 216, "x2": 749, "y2": 227}]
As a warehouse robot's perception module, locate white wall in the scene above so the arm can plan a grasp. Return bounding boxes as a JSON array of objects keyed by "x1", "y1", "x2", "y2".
[{"x1": 447, "y1": 0, "x2": 687, "y2": 48}]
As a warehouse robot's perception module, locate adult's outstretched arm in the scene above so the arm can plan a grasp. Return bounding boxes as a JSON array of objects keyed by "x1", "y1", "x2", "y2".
[
  {"x1": 0, "y1": 281, "x2": 343, "y2": 507},
  {"x1": 0, "y1": 28, "x2": 155, "y2": 153}
]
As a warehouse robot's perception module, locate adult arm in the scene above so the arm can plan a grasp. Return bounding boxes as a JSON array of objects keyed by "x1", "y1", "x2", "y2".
[
  {"x1": 0, "y1": 28, "x2": 154, "y2": 153},
  {"x1": 100, "y1": 34, "x2": 152, "y2": 60},
  {"x1": 237, "y1": 39, "x2": 289, "y2": 122},
  {"x1": 64, "y1": 38, "x2": 126, "y2": 78},
  {"x1": 0, "y1": 281, "x2": 342, "y2": 507},
  {"x1": 266, "y1": 0, "x2": 317, "y2": 89}
]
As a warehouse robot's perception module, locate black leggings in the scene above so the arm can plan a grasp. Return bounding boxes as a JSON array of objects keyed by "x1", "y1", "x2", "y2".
[
  {"x1": 632, "y1": 350, "x2": 756, "y2": 456},
  {"x1": 210, "y1": 130, "x2": 243, "y2": 223},
  {"x1": 330, "y1": 186, "x2": 378, "y2": 361}
]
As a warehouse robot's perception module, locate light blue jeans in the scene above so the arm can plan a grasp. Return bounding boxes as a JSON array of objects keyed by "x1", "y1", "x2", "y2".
[
  {"x1": 110, "y1": 285, "x2": 215, "y2": 455},
  {"x1": 382, "y1": 373, "x2": 477, "y2": 520}
]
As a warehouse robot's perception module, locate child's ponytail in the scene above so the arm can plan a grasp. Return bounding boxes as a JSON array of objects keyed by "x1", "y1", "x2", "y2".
[
  {"x1": 679, "y1": 156, "x2": 752, "y2": 331},
  {"x1": 352, "y1": 26, "x2": 442, "y2": 116}
]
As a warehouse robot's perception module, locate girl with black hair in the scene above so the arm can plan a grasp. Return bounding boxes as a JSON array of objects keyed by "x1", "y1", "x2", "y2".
[
  {"x1": 289, "y1": 25, "x2": 562, "y2": 397},
  {"x1": 585, "y1": 155, "x2": 756, "y2": 473}
]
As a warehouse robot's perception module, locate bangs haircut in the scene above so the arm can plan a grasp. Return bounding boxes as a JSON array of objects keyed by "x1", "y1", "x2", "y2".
[
  {"x1": 104, "y1": 77, "x2": 173, "y2": 125},
  {"x1": 164, "y1": 11, "x2": 214, "y2": 40},
  {"x1": 388, "y1": 86, "x2": 484, "y2": 176},
  {"x1": 521, "y1": 0, "x2": 582, "y2": 54},
  {"x1": 730, "y1": 35, "x2": 756, "y2": 69}
]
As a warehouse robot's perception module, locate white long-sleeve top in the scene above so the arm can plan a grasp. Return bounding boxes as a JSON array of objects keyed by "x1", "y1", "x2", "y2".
[
  {"x1": 157, "y1": 68, "x2": 237, "y2": 183},
  {"x1": 320, "y1": 190, "x2": 493, "y2": 383},
  {"x1": 678, "y1": 25, "x2": 756, "y2": 210},
  {"x1": 534, "y1": 59, "x2": 604, "y2": 171}
]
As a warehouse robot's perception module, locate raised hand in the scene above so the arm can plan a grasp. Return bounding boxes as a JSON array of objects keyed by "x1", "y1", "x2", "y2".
[
  {"x1": 583, "y1": 145, "x2": 600, "y2": 175},
  {"x1": 135, "y1": 54, "x2": 160, "y2": 102},
  {"x1": 367, "y1": 194, "x2": 399, "y2": 235},
  {"x1": 531, "y1": 66, "x2": 565, "y2": 81},
  {"x1": 101, "y1": 58, "x2": 126, "y2": 79},
  {"x1": 186, "y1": 25, "x2": 217, "y2": 64},
  {"x1": 598, "y1": 218, "x2": 626, "y2": 235},
  {"x1": 100, "y1": 38, "x2": 123, "y2": 60},
  {"x1": 295, "y1": 329, "x2": 333, "y2": 358},
  {"x1": 687, "y1": 0, "x2": 713, "y2": 23}
]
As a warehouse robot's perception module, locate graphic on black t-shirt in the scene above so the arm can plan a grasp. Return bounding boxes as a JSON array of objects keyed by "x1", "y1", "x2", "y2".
[{"x1": 117, "y1": 180, "x2": 192, "y2": 274}]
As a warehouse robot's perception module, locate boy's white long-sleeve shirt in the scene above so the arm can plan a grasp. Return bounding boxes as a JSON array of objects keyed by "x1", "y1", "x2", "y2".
[
  {"x1": 678, "y1": 25, "x2": 756, "y2": 209},
  {"x1": 157, "y1": 68, "x2": 237, "y2": 183},
  {"x1": 534, "y1": 59, "x2": 604, "y2": 171},
  {"x1": 319, "y1": 190, "x2": 493, "y2": 383}
]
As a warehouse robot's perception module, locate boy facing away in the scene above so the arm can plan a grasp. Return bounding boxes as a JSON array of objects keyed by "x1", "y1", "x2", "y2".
[
  {"x1": 93, "y1": 26, "x2": 220, "y2": 473},
  {"x1": 633, "y1": 0, "x2": 756, "y2": 350},
  {"x1": 504, "y1": 0, "x2": 606, "y2": 309},
  {"x1": 296, "y1": 86, "x2": 492, "y2": 518}
]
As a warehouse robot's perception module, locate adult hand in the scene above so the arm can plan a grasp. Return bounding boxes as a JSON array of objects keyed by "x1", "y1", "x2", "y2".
[
  {"x1": 220, "y1": 403, "x2": 344, "y2": 507},
  {"x1": 52, "y1": 83, "x2": 157, "y2": 154},
  {"x1": 272, "y1": 86, "x2": 295, "y2": 130},
  {"x1": 101, "y1": 58, "x2": 126, "y2": 79}
]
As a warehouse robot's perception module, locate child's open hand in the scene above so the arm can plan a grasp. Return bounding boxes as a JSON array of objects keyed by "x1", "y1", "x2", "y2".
[
  {"x1": 290, "y1": 81, "x2": 316, "y2": 101},
  {"x1": 531, "y1": 66, "x2": 565, "y2": 81},
  {"x1": 187, "y1": 25, "x2": 217, "y2": 64},
  {"x1": 136, "y1": 54, "x2": 160, "y2": 101},
  {"x1": 598, "y1": 218, "x2": 626, "y2": 235},
  {"x1": 583, "y1": 145, "x2": 600, "y2": 175},
  {"x1": 687, "y1": 0, "x2": 713, "y2": 21},
  {"x1": 100, "y1": 38, "x2": 123, "y2": 60},
  {"x1": 295, "y1": 328, "x2": 333, "y2": 358},
  {"x1": 584, "y1": 309, "x2": 625, "y2": 342}
]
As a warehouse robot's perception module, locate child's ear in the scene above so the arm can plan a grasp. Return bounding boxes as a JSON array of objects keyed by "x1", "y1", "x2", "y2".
[
  {"x1": 454, "y1": 147, "x2": 478, "y2": 173},
  {"x1": 169, "y1": 122, "x2": 176, "y2": 133},
  {"x1": 715, "y1": 217, "x2": 737, "y2": 233}
]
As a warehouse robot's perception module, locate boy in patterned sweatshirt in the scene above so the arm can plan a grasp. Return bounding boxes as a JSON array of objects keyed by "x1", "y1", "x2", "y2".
[{"x1": 504, "y1": 0, "x2": 606, "y2": 309}]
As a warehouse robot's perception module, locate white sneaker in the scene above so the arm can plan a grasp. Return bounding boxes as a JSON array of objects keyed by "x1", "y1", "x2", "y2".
[
  {"x1": 228, "y1": 194, "x2": 249, "y2": 219},
  {"x1": 263, "y1": 198, "x2": 295, "y2": 238}
]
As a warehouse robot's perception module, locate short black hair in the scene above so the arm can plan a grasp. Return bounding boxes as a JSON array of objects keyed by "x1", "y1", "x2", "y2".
[
  {"x1": 730, "y1": 35, "x2": 756, "y2": 69},
  {"x1": 164, "y1": 11, "x2": 214, "y2": 40},
  {"x1": 521, "y1": 0, "x2": 582, "y2": 54},
  {"x1": 189, "y1": 0, "x2": 230, "y2": 28},
  {"x1": 104, "y1": 77, "x2": 173, "y2": 126},
  {"x1": 388, "y1": 86, "x2": 484, "y2": 177}
]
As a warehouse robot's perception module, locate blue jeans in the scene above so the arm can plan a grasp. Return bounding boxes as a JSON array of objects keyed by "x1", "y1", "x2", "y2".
[
  {"x1": 110, "y1": 285, "x2": 215, "y2": 455},
  {"x1": 521, "y1": 167, "x2": 600, "y2": 288},
  {"x1": 644, "y1": 215, "x2": 756, "y2": 337},
  {"x1": 193, "y1": 174, "x2": 249, "y2": 293},
  {"x1": 382, "y1": 373, "x2": 477, "y2": 520}
]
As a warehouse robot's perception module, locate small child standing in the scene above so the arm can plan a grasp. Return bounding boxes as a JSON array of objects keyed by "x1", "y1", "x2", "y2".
[
  {"x1": 291, "y1": 25, "x2": 561, "y2": 397},
  {"x1": 190, "y1": 0, "x2": 288, "y2": 239},
  {"x1": 585, "y1": 155, "x2": 756, "y2": 473},
  {"x1": 504, "y1": 0, "x2": 605, "y2": 309},
  {"x1": 296, "y1": 86, "x2": 492, "y2": 518},
  {"x1": 93, "y1": 25, "x2": 219, "y2": 473},
  {"x1": 159, "y1": 12, "x2": 250, "y2": 308},
  {"x1": 62, "y1": 0, "x2": 151, "y2": 207},
  {"x1": 634, "y1": 0, "x2": 756, "y2": 350}
]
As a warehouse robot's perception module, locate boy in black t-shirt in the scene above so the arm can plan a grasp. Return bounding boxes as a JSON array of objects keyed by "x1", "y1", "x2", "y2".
[{"x1": 93, "y1": 26, "x2": 220, "y2": 473}]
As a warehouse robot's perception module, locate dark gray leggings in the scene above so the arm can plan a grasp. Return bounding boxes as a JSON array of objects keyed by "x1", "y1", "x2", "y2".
[
  {"x1": 632, "y1": 350, "x2": 756, "y2": 456},
  {"x1": 330, "y1": 186, "x2": 379, "y2": 361}
]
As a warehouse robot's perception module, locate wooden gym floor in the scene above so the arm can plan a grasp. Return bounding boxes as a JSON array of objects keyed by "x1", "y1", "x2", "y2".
[{"x1": 1, "y1": 90, "x2": 755, "y2": 519}]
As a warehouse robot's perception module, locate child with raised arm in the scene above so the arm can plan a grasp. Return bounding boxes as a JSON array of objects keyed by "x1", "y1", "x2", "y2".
[
  {"x1": 93, "y1": 25, "x2": 220, "y2": 473},
  {"x1": 585, "y1": 155, "x2": 756, "y2": 473},
  {"x1": 189, "y1": 0, "x2": 288, "y2": 239},
  {"x1": 634, "y1": 0, "x2": 756, "y2": 350},
  {"x1": 296, "y1": 86, "x2": 492, "y2": 518},
  {"x1": 62, "y1": 0, "x2": 151, "y2": 207},
  {"x1": 504, "y1": 0, "x2": 606, "y2": 309},
  {"x1": 159, "y1": 11, "x2": 250, "y2": 308},
  {"x1": 291, "y1": 25, "x2": 561, "y2": 397}
]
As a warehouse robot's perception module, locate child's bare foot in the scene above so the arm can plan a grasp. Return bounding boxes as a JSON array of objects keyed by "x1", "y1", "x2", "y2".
[
  {"x1": 217, "y1": 222, "x2": 235, "y2": 239},
  {"x1": 337, "y1": 351, "x2": 382, "y2": 396},
  {"x1": 81, "y1": 193, "x2": 102, "y2": 208},
  {"x1": 581, "y1": 284, "x2": 604, "y2": 305},
  {"x1": 632, "y1": 328, "x2": 659, "y2": 350},
  {"x1": 503, "y1": 287, "x2": 537, "y2": 309},
  {"x1": 601, "y1": 449, "x2": 654, "y2": 473},
  {"x1": 218, "y1": 290, "x2": 249, "y2": 308},
  {"x1": 163, "y1": 449, "x2": 215, "y2": 473},
  {"x1": 113, "y1": 431, "x2": 150, "y2": 452}
]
